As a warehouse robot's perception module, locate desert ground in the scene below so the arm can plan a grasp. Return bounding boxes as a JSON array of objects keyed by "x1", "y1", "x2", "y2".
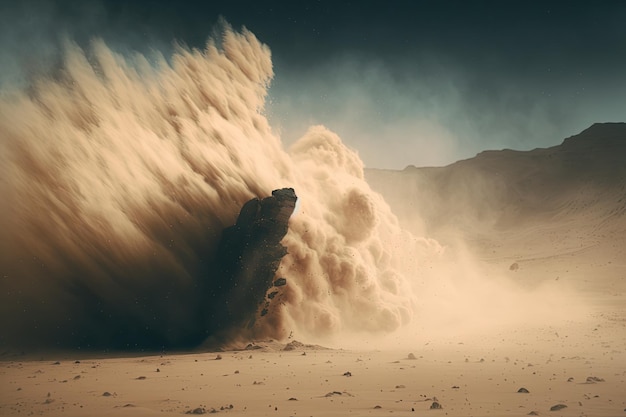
[
  {"x1": 1, "y1": 310, "x2": 624, "y2": 417},
  {"x1": 2, "y1": 195, "x2": 625, "y2": 417}
]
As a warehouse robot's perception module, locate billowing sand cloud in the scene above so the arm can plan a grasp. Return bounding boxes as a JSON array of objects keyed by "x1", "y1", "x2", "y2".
[{"x1": 0, "y1": 24, "x2": 442, "y2": 350}]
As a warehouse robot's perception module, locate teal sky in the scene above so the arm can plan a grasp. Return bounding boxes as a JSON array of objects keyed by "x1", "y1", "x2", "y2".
[{"x1": 2, "y1": 0, "x2": 625, "y2": 168}]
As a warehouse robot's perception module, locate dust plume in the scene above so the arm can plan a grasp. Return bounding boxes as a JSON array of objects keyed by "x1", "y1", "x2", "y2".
[
  {"x1": 0, "y1": 24, "x2": 581, "y2": 352},
  {"x1": 0, "y1": 24, "x2": 435, "y2": 351}
]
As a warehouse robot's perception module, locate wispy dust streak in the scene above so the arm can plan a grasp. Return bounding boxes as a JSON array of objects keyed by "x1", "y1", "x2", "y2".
[{"x1": 0, "y1": 25, "x2": 441, "y2": 350}]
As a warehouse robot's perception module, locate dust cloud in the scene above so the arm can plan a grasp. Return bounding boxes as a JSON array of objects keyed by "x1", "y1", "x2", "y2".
[{"x1": 0, "y1": 24, "x2": 581, "y2": 352}]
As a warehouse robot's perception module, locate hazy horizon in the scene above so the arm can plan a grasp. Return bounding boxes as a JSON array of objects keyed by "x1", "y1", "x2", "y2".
[{"x1": 1, "y1": 1, "x2": 625, "y2": 169}]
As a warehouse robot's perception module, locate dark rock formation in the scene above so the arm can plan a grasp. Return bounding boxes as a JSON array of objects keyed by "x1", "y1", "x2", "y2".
[
  {"x1": 208, "y1": 188, "x2": 297, "y2": 336},
  {"x1": 273, "y1": 277, "x2": 287, "y2": 287}
]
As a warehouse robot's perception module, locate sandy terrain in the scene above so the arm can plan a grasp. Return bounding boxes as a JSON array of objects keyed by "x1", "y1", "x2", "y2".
[{"x1": 2, "y1": 292, "x2": 624, "y2": 417}]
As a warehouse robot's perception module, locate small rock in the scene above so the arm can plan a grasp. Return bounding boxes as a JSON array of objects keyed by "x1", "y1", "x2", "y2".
[
  {"x1": 430, "y1": 401, "x2": 442, "y2": 409},
  {"x1": 283, "y1": 340, "x2": 304, "y2": 351},
  {"x1": 135, "y1": 376, "x2": 146, "y2": 380},
  {"x1": 517, "y1": 387, "x2": 530, "y2": 393},
  {"x1": 586, "y1": 376, "x2": 604, "y2": 383},
  {"x1": 288, "y1": 397, "x2": 297, "y2": 401},
  {"x1": 215, "y1": 354, "x2": 222, "y2": 360},
  {"x1": 374, "y1": 405, "x2": 382, "y2": 409},
  {"x1": 274, "y1": 277, "x2": 287, "y2": 287},
  {"x1": 245, "y1": 343, "x2": 262, "y2": 350},
  {"x1": 407, "y1": 353, "x2": 417, "y2": 360},
  {"x1": 550, "y1": 404, "x2": 567, "y2": 411},
  {"x1": 186, "y1": 407, "x2": 205, "y2": 415},
  {"x1": 528, "y1": 412, "x2": 539, "y2": 416},
  {"x1": 102, "y1": 392, "x2": 112, "y2": 397},
  {"x1": 343, "y1": 371, "x2": 352, "y2": 377},
  {"x1": 395, "y1": 384, "x2": 406, "y2": 389}
]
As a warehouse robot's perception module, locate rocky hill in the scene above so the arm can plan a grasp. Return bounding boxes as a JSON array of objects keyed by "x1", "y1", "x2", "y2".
[{"x1": 366, "y1": 123, "x2": 626, "y2": 238}]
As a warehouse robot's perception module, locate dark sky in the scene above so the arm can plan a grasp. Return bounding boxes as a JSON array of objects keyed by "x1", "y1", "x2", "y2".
[{"x1": 1, "y1": 0, "x2": 625, "y2": 168}]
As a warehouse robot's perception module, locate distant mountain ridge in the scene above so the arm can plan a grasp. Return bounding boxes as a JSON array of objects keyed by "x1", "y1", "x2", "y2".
[{"x1": 365, "y1": 123, "x2": 626, "y2": 237}]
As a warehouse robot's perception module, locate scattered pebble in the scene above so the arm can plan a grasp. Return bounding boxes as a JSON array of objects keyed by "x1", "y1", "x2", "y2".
[
  {"x1": 550, "y1": 404, "x2": 567, "y2": 411},
  {"x1": 430, "y1": 401, "x2": 442, "y2": 409}
]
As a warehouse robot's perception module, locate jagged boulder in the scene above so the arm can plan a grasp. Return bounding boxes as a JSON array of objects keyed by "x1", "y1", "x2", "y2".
[{"x1": 209, "y1": 188, "x2": 297, "y2": 335}]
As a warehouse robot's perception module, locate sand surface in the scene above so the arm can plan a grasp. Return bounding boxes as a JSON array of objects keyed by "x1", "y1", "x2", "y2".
[{"x1": 2, "y1": 310, "x2": 624, "y2": 417}]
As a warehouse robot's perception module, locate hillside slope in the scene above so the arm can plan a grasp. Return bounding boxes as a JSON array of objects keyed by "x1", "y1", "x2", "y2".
[
  {"x1": 367, "y1": 123, "x2": 626, "y2": 234},
  {"x1": 366, "y1": 123, "x2": 626, "y2": 298}
]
